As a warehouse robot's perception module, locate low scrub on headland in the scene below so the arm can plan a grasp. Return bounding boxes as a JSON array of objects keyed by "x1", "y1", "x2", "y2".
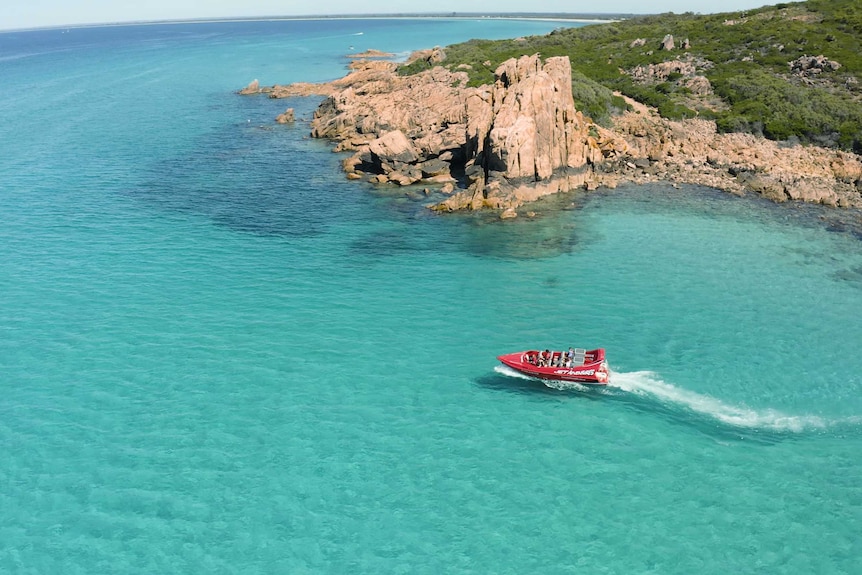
[{"x1": 399, "y1": 0, "x2": 862, "y2": 152}]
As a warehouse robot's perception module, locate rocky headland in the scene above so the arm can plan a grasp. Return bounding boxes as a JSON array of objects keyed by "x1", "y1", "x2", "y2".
[{"x1": 240, "y1": 50, "x2": 862, "y2": 218}]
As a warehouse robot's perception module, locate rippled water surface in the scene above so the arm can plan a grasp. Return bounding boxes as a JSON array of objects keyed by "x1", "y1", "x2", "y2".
[{"x1": 2, "y1": 19, "x2": 861, "y2": 574}]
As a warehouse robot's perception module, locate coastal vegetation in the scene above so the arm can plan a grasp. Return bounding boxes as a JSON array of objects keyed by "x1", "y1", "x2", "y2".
[{"x1": 399, "y1": 0, "x2": 862, "y2": 152}]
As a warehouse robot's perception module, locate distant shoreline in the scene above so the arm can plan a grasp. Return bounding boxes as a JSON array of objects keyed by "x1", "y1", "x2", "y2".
[{"x1": 1, "y1": 14, "x2": 622, "y2": 34}]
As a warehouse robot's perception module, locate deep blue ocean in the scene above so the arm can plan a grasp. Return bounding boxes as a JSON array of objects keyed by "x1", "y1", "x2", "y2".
[{"x1": 2, "y1": 17, "x2": 862, "y2": 574}]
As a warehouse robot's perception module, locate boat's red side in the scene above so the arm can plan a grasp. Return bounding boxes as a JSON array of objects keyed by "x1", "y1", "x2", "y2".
[{"x1": 496, "y1": 348, "x2": 610, "y2": 385}]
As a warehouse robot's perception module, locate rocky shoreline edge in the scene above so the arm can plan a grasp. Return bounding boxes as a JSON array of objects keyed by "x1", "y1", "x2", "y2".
[{"x1": 239, "y1": 50, "x2": 862, "y2": 224}]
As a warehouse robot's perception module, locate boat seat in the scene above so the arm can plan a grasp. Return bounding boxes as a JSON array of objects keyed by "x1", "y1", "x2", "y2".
[{"x1": 572, "y1": 348, "x2": 586, "y2": 364}]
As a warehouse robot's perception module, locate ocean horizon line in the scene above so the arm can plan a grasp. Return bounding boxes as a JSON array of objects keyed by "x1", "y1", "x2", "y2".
[{"x1": 1, "y1": 12, "x2": 626, "y2": 34}]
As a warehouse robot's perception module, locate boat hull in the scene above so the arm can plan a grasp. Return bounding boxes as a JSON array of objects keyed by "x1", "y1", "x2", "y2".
[{"x1": 497, "y1": 349, "x2": 610, "y2": 386}]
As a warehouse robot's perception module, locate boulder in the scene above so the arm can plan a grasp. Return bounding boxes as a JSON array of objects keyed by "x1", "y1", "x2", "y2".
[
  {"x1": 684, "y1": 75, "x2": 712, "y2": 95},
  {"x1": 744, "y1": 175, "x2": 787, "y2": 202},
  {"x1": 660, "y1": 34, "x2": 675, "y2": 51},
  {"x1": 417, "y1": 158, "x2": 451, "y2": 177},
  {"x1": 423, "y1": 173, "x2": 455, "y2": 184},
  {"x1": 275, "y1": 108, "x2": 295, "y2": 124},
  {"x1": 784, "y1": 177, "x2": 840, "y2": 206},
  {"x1": 368, "y1": 130, "x2": 418, "y2": 164},
  {"x1": 388, "y1": 168, "x2": 422, "y2": 186},
  {"x1": 406, "y1": 46, "x2": 446, "y2": 66},
  {"x1": 342, "y1": 155, "x2": 361, "y2": 173}
]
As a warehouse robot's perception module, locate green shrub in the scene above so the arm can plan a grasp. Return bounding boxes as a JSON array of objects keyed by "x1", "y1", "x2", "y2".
[
  {"x1": 658, "y1": 101, "x2": 696, "y2": 120},
  {"x1": 395, "y1": 0, "x2": 862, "y2": 150}
]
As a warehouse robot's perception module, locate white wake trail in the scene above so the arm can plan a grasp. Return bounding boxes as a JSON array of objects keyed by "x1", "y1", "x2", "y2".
[
  {"x1": 493, "y1": 365, "x2": 857, "y2": 433},
  {"x1": 608, "y1": 371, "x2": 828, "y2": 432}
]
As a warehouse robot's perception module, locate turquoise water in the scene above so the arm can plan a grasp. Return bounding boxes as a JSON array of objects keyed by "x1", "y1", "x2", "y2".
[{"x1": 2, "y1": 19, "x2": 862, "y2": 574}]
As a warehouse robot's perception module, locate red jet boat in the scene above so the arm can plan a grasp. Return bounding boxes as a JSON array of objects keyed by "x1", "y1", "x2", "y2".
[{"x1": 497, "y1": 348, "x2": 610, "y2": 385}]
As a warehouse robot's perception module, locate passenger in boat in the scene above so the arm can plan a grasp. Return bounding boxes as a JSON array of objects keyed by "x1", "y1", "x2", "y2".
[{"x1": 540, "y1": 349, "x2": 551, "y2": 367}]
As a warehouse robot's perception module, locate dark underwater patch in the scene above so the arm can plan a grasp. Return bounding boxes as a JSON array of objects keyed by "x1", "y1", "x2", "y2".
[{"x1": 131, "y1": 95, "x2": 351, "y2": 238}]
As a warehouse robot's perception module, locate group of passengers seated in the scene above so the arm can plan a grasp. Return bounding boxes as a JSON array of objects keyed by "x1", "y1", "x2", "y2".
[{"x1": 527, "y1": 348, "x2": 580, "y2": 368}]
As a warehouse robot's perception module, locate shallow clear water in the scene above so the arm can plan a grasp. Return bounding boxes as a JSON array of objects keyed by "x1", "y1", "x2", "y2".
[{"x1": 2, "y1": 19, "x2": 862, "y2": 574}]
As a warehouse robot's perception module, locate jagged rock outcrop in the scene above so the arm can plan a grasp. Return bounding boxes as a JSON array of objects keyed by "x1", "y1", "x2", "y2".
[
  {"x1": 238, "y1": 79, "x2": 260, "y2": 95},
  {"x1": 435, "y1": 54, "x2": 624, "y2": 212},
  {"x1": 406, "y1": 46, "x2": 447, "y2": 66},
  {"x1": 609, "y1": 99, "x2": 862, "y2": 208},
  {"x1": 282, "y1": 54, "x2": 626, "y2": 213},
  {"x1": 627, "y1": 54, "x2": 714, "y2": 84},
  {"x1": 240, "y1": 51, "x2": 862, "y2": 214},
  {"x1": 309, "y1": 61, "x2": 470, "y2": 166},
  {"x1": 349, "y1": 49, "x2": 394, "y2": 58},
  {"x1": 790, "y1": 54, "x2": 841, "y2": 76}
]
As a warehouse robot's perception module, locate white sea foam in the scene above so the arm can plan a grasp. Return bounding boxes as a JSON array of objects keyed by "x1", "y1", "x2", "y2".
[
  {"x1": 541, "y1": 379, "x2": 589, "y2": 392},
  {"x1": 608, "y1": 371, "x2": 830, "y2": 432},
  {"x1": 494, "y1": 364, "x2": 533, "y2": 381},
  {"x1": 493, "y1": 365, "x2": 590, "y2": 391}
]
